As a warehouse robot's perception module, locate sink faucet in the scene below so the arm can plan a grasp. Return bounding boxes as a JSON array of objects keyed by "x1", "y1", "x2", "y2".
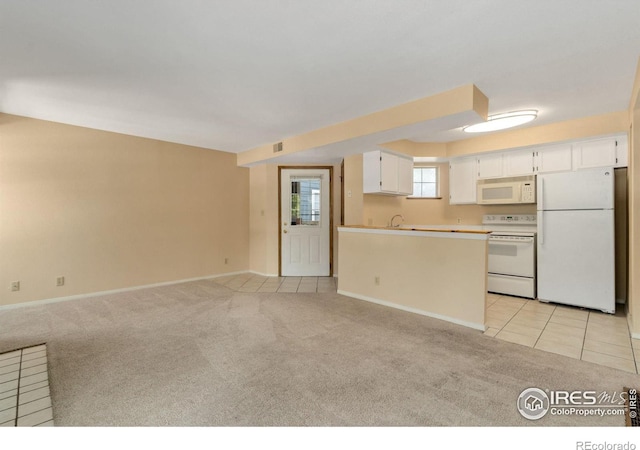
[{"x1": 390, "y1": 214, "x2": 405, "y2": 227}]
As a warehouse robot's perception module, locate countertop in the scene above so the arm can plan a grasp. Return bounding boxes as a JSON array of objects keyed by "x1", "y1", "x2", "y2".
[{"x1": 338, "y1": 225, "x2": 491, "y2": 234}]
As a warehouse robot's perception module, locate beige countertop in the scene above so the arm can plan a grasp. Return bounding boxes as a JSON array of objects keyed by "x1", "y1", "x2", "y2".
[{"x1": 338, "y1": 225, "x2": 491, "y2": 235}]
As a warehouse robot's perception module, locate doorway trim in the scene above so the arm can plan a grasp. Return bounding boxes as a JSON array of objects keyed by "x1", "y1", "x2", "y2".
[{"x1": 278, "y1": 166, "x2": 333, "y2": 277}]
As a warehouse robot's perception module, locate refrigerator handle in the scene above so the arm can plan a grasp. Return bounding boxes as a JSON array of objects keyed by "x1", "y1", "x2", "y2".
[{"x1": 539, "y1": 177, "x2": 544, "y2": 212}]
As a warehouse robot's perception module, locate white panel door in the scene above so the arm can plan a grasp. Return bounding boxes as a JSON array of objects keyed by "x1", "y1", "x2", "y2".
[{"x1": 281, "y1": 169, "x2": 331, "y2": 276}]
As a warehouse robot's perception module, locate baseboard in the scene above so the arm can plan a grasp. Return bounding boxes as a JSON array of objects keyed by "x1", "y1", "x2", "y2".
[
  {"x1": 0, "y1": 270, "x2": 250, "y2": 311},
  {"x1": 249, "y1": 270, "x2": 279, "y2": 277},
  {"x1": 337, "y1": 289, "x2": 486, "y2": 332},
  {"x1": 627, "y1": 314, "x2": 640, "y2": 340}
]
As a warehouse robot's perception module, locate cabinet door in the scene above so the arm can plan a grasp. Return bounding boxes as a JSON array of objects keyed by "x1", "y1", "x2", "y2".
[
  {"x1": 397, "y1": 156, "x2": 414, "y2": 195},
  {"x1": 505, "y1": 150, "x2": 535, "y2": 176},
  {"x1": 362, "y1": 150, "x2": 382, "y2": 193},
  {"x1": 535, "y1": 144, "x2": 572, "y2": 173},
  {"x1": 574, "y1": 138, "x2": 617, "y2": 169},
  {"x1": 449, "y1": 157, "x2": 477, "y2": 204},
  {"x1": 380, "y1": 152, "x2": 399, "y2": 192},
  {"x1": 616, "y1": 135, "x2": 628, "y2": 168},
  {"x1": 477, "y1": 153, "x2": 503, "y2": 179}
]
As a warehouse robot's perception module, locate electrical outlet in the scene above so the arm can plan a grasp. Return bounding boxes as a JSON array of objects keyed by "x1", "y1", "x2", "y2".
[
  {"x1": 457, "y1": 218, "x2": 462, "y2": 224},
  {"x1": 10, "y1": 281, "x2": 20, "y2": 292},
  {"x1": 56, "y1": 276, "x2": 65, "y2": 287},
  {"x1": 374, "y1": 276, "x2": 380, "y2": 286},
  {"x1": 224, "y1": 258, "x2": 229, "y2": 264},
  {"x1": 368, "y1": 218, "x2": 373, "y2": 226}
]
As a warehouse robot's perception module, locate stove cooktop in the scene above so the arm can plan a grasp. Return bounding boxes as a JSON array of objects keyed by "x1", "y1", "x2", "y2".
[{"x1": 482, "y1": 214, "x2": 537, "y2": 236}]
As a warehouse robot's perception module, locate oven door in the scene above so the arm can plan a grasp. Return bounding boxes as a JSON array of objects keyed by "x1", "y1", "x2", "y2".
[{"x1": 488, "y1": 235, "x2": 535, "y2": 278}]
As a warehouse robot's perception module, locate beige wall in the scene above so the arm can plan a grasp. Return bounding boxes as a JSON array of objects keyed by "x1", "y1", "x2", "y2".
[
  {"x1": 249, "y1": 164, "x2": 279, "y2": 275},
  {"x1": 249, "y1": 163, "x2": 342, "y2": 276},
  {"x1": 628, "y1": 58, "x2": 640, "y2": 333},
  {"x1": 337, "y1": 228, "x2": 487, "y2": 330},
  {"x1": 343, "y1": 154, "x2": 364, "y2": 225},
  {"x1": 0, "y1": 114, "x2": 250, "y2": 307},
  {"x1": 630, "y1": 109, "x2": 639, "y2": 333}
]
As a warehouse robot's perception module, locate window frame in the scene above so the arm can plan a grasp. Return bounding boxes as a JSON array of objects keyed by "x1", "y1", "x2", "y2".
[{"x1": 408, "y1": 165, "x2": 441, "y2": 199}]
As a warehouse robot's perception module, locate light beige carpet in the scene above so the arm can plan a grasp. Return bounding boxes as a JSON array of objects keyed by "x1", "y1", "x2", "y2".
[{"x1": 0, "y1": 278, "x2": 637, "y2": 426}]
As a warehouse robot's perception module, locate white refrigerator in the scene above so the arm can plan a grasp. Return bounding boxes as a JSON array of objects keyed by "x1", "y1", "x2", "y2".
[{"x1": 537, "y1": 167, "x2": 615, "y2": 313}]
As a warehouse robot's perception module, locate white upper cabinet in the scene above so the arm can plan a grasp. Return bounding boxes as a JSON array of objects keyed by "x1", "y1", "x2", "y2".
[
  {"x1": 616, "y1": 135, "x2": 628, "y2": 167},
  {"x1": 446, "y1": 133, "x2": 626, "y2": 205},
  {"x1": 505, "y1": 150, "x2": 535, "y2": 177},
  {"x1": 363, "y1": 150, "x2": 413, "y2": 195},
  {"x1": 477, "y1": 153, "x2": 504, "y2": 179},
  {"x1": 573, "y1": 137, "x2": 617, "y2": 169},
  {"x1": 397, "y1": 156, "x2": 414, "y2": 195},
  {"x1": 449, "y1": 157, "x2": 477, "y2": 204},
  {"x1": 573, "y1": 135, "x2": 628, "y2": 169},
  {"x1": 534, "y1": 143, "x2": 573, "y2": 173}
]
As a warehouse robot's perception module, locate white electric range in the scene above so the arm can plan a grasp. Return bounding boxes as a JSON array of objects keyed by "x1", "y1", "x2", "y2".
[{"x1": 482, "y1": 214, "x2": 537, "y2": 299}]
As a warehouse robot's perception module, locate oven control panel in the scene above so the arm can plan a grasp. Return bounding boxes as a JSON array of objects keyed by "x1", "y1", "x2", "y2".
[{"x1": 483, "y1": 214, "x2": 536, "y2": 225}]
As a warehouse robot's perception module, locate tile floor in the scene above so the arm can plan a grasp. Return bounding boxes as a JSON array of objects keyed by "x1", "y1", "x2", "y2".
[
  {"x1": 485, "y1": 293, "x2": 639, "y2": 374},
  {"x1": 0, "y1": 344, "x2": 54, "y2": 427},
  {"x1": 215, "y1": 273, "x2": 338, "y2": 293}
]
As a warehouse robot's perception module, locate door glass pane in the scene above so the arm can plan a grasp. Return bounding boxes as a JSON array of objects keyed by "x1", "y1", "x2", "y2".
[{"x1": 290, "y1": 176, "x2": 321, "y2": 226}]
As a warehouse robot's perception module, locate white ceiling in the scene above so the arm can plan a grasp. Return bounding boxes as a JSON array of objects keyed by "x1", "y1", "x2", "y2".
[{"x1": 1, "y1": 1, "x2": 639, "y2": 159}]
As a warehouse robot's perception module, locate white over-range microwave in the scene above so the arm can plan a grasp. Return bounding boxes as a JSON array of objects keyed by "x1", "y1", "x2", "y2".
[{"x1": 476, "y1": 176, "x2": 536, "y2": 205}]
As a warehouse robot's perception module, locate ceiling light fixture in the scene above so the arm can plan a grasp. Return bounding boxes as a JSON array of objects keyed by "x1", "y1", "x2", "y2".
[{"x1": 463, "y1": 110, "x2": 538, "y2": 133}]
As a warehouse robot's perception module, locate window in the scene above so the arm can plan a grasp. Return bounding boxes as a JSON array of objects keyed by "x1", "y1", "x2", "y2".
[
  {"x1": 411, "y1": 166, "x2": 439, "y2": 198},
  {"x1": 290, "y1": 176, "x2": 322, "y2": 225}
]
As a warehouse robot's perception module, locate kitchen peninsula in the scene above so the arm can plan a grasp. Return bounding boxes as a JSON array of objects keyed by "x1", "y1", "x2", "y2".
[{"x1": 337, "y1": 226, "x2": 490, "y2": 330}]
